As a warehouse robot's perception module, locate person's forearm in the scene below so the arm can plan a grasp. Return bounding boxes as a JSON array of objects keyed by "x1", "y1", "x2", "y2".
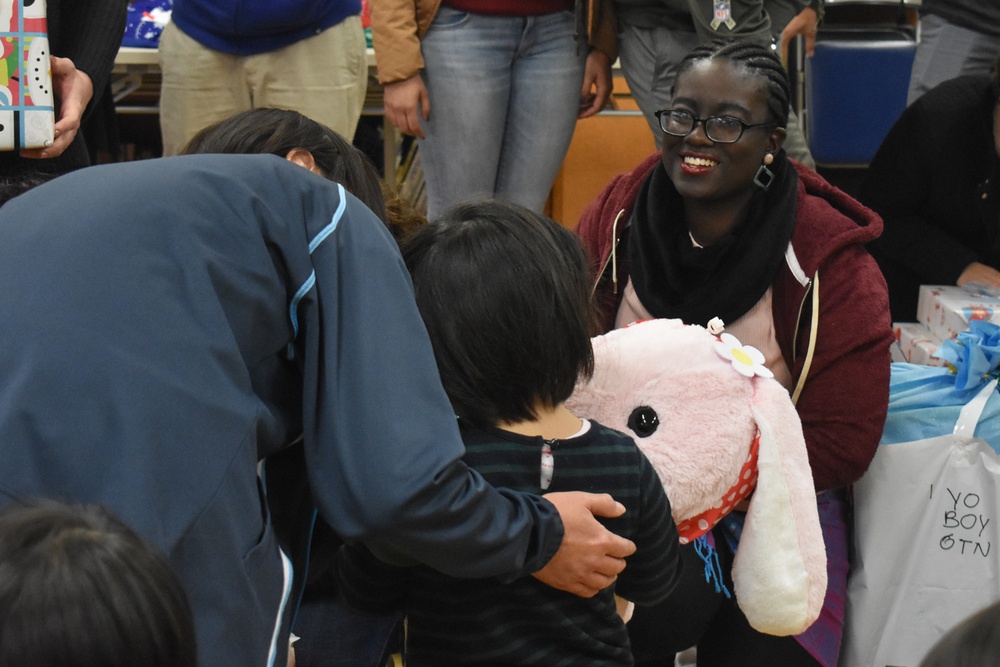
[
  {"x1": 353, "y1": 466, "x2": 565, "y2": 579},
  {"x1": 587, "y1": 0, "x2": 618, "y2": 63},
  {"x1": 372, "y1": 0, "x2": 425, "y2": 84}
]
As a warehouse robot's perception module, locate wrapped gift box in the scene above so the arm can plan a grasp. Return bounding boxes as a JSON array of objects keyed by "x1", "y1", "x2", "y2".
[
  {"x1": 892, "y1": 322, "x2": 946, "y2": 367},
  {"x1": 917, "y1": 284, "x2": 1000, "y2": 341},
  {"x1": 0, "y1": 0, "x2": 54, "y2": 151}
]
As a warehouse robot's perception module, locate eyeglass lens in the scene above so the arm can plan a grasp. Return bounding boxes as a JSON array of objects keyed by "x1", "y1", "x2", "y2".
[{"x1": 660, "y1": 111, "x2": 745, "y2": 143}]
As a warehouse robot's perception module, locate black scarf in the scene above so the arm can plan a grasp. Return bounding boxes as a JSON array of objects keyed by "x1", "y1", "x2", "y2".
[{"x1": 627, "y1": 154, "x2": 798, "y2": 327}]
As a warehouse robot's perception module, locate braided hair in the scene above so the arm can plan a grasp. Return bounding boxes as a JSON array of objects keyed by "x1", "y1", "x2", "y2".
[{"x1": 674, "y1": 40, "x2": 791, "y2": 128}]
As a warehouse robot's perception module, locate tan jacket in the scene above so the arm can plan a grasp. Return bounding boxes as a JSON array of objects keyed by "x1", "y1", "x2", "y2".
[{"x1": 372, "y1": 0, "x2": 618, "y2": 84}]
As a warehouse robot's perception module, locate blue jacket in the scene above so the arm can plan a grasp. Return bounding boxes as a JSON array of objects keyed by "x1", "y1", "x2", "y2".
[
  {"x1": 171, "y1": 0, "x2": 361, "y2": 55},
  {"x1": 0, "y1": 155, "x2": 562, "y2": 667}
]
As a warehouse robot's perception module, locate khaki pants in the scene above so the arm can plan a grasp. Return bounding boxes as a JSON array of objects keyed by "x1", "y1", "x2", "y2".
[{"x1": 158, "y1": 18, "x2": 368, "y2": 156}]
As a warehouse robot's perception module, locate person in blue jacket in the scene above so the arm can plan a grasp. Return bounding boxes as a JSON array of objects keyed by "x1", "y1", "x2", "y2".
[
  {"x1": 0, "y1": 154, "x2": 635, "y2": 667},
  {"x1": 158, "y1": 0, "x2": 369, "y2": 155}
]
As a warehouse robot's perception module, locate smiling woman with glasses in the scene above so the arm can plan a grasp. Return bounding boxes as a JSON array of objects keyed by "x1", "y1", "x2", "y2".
[{"x1": 577, "y1": 40, "x2": 893, "y2": 667}]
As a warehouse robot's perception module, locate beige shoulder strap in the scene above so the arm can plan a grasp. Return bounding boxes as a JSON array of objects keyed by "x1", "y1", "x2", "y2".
[{"x1": 791, "y1": 271, "x2": 819, "y2": 406}]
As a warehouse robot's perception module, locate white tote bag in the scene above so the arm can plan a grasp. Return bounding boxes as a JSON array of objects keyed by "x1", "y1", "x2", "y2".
[{"x1": 841, "y1": 378, "x2": 1000, "y2": 667}]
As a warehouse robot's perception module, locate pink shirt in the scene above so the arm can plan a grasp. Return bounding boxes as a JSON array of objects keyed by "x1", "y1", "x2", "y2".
[{"x1": 615, "y1": 278, "x2": 794, "y2": 392}]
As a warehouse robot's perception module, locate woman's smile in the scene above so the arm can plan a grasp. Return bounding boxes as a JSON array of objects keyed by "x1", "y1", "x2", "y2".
[{"x1": 680, "y1": 152, "x2": 720, "y2": 173}]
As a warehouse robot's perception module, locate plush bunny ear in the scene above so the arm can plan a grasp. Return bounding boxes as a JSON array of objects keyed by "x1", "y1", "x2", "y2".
[{"x1": 732, "y1": 379, "x2": 827, "y2": 636}]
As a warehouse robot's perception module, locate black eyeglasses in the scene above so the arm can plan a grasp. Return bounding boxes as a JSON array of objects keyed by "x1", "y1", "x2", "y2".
[{"x1": 654, "y1": 109, "x2": 777, "y2": 144}]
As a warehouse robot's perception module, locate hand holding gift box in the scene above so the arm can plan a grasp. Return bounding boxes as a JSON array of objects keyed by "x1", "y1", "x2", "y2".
[{"x1": 18, "y1": 54, "x2": 91, "y2": 159}]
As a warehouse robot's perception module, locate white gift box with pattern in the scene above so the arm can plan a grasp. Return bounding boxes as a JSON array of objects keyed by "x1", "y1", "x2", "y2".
[
  {"x1": 917, "y1": 284, "x2": 1000, "y2": 341},
  {"x1": 892, "y1": 322, "x2": 946, "y2": 367},
  {"x1": 0, "y1": 0, "x2": 54, "y2": 151}
]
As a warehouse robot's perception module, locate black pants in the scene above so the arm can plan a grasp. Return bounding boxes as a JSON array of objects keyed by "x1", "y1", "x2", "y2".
[{"x1": 629, "y1": 530, "x2": 821, "y2": 667}]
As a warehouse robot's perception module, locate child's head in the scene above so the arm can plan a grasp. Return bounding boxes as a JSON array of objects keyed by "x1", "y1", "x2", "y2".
[
  {"x1": 180, "y1": 107, "x2": 428, "y2": 244},
  {"x1": 0, "y1": 499, "x2": 197, "y2": 667},
  {"x1": 0, "y1": 171, "x2": 55, "y2": 207},
  {"x1": 402, "y1": 199, "x2": 595, "y2": 428},
  {"x1": 920, "y1": 599, "x2": 1000, "y2": 667},
  {"x1": 181, "y1": 107, "x2": 388, "y2": 224}
]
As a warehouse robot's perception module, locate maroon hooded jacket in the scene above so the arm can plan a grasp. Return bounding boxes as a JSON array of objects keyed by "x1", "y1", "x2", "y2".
[{"x1": 577, "y1": 153, "x2": 893, "y2": 492}]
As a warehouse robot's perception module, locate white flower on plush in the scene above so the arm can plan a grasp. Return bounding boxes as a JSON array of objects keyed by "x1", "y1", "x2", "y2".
[
  {"x1": 715, "y1": 332, "x2": 775, "y2": 379},
  {"x1": 566, "y1": 318, "x2": 827, "y2": 636}
]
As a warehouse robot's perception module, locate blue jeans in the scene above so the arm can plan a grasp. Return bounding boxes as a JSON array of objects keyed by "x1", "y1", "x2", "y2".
[{"x1": 418, "y1": 7, "x2": 587, "y2": 218}]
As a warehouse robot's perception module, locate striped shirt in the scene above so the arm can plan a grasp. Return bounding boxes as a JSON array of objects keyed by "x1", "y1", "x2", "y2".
[{"x1": 336, "y1": 420, "x2": 682, "y2": 666}]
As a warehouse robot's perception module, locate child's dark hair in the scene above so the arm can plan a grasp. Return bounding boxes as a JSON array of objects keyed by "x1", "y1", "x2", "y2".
[
  {"x1": 0, "y1": 499, "x2": 197, "y2": 667},
  {"x1": 0, "y1": 171, "x2": 55, "y2": 207},
  {"x1": 674, "y1": 40, "x2": 791, "y2": 127},
  {"x1": 402, "y1": 200, "x2": 595, "y2": 428},
  {"x1": 920, "y1": 599, "x2": 1000, "y2": 667},
  {"x1": 181, "y1": 107, "x2": 388, "y2": 223}
]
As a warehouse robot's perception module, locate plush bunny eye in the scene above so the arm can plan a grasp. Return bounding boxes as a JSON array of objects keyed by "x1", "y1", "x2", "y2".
[{"x1": 627, "y1": 406, "x2": 659, "y2": 438}]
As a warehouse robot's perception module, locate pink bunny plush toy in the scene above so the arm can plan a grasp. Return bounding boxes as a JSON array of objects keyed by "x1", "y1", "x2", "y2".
[{"x1": 566, "y1": 318, "x2": 827, "y2": 636}]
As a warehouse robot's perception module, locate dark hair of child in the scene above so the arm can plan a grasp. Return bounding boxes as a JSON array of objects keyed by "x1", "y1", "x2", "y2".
[
  {"x1": 401, "y1": 199, "x2": 595, "y2": 428},
  {"x1": 920, "y1": 599, "x2": 1000, "y2": 667},
  {"x1": 0, "y1": 499, "x2": 198, "y2": 667},
  {"x1": 0, "y1": 171, "x2": 55, "y2": 207}
]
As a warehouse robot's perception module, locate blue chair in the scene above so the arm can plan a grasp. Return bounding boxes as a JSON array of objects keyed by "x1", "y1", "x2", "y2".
[{"x1": 805, "y1": 28, "x2": 916, "y2": 167}]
